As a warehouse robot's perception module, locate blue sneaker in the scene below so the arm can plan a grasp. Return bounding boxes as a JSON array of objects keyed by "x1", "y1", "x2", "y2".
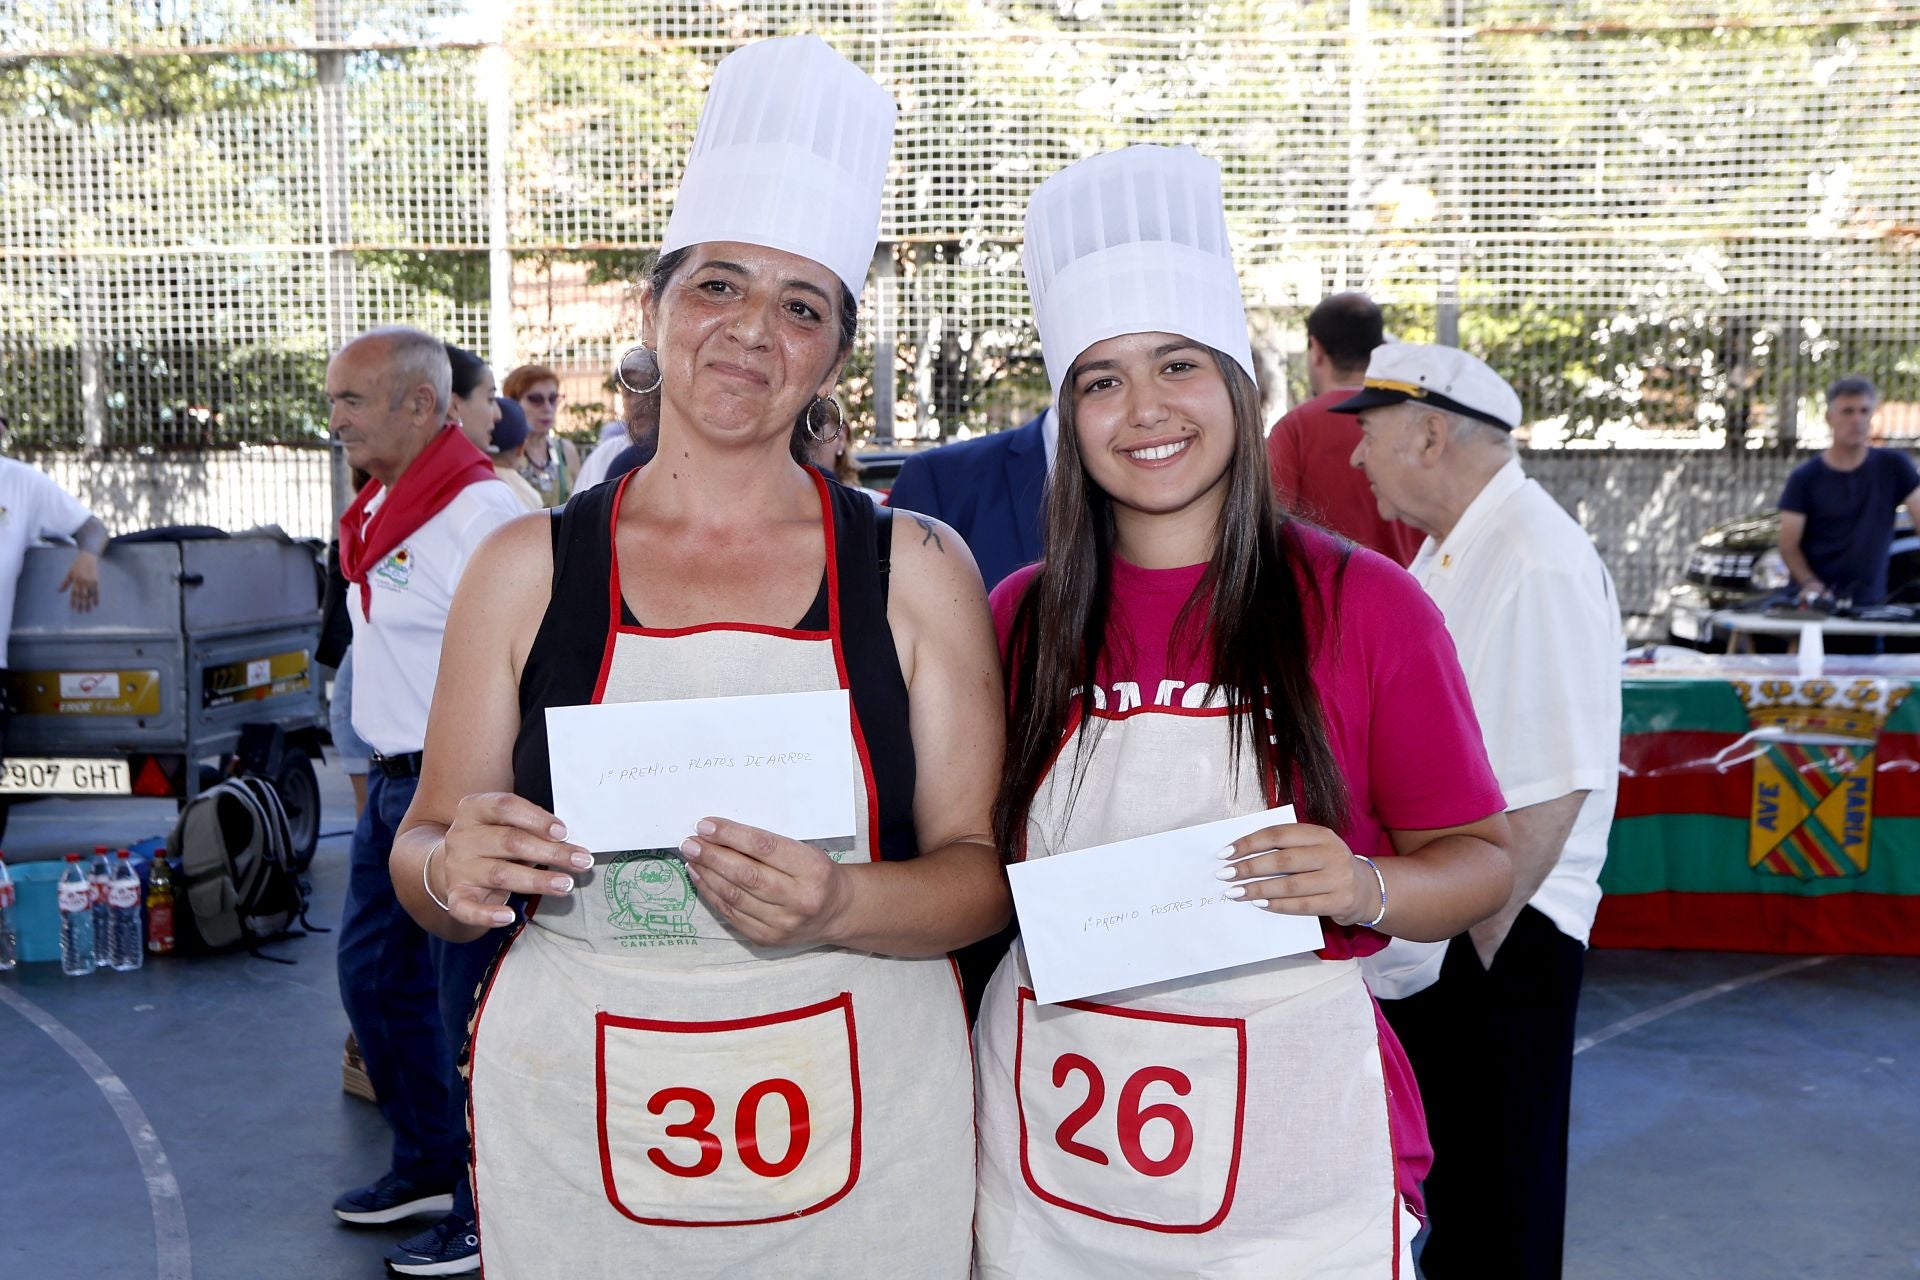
[
  {"x1": 331, "y1": 1171, "x2": 455, "y2": 1226},
  {"x1": 385, "y1": 1214, "x2": 480, "y2": 1276}
]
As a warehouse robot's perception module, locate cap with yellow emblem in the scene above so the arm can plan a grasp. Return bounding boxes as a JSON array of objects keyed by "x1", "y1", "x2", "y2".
[{"x1": 1329, "y1": 342, "x2": 1522, "y2": 431}]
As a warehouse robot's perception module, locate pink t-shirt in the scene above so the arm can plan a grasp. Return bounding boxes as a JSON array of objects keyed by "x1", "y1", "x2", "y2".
[{"x1": 989, "y1": 526, "x2": 1506, "y2": 1213}]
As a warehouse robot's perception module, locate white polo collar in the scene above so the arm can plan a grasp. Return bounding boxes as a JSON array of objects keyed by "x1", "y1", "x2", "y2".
[{"x1": 1424, "y1": 457, "x2": 1526, "y2": 576}]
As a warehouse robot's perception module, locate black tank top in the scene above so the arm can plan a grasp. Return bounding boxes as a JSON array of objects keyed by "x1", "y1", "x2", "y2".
[{"x1": 511, "y1": 471, "x2": 920, "y2": 861}]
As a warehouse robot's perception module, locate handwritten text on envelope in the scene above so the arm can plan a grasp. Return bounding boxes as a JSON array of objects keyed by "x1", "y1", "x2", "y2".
[
  {"x1": 1009, "y1": 805, "x2": 1326, "y2": 1004},
  {"x1": 546, "y1": 690, "x2": 857, "y2": 854}
]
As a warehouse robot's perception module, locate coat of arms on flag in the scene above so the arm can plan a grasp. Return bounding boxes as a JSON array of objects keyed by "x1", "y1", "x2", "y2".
[{"x1": 1731, "y1": 677, "x2": 1909, "y2": 880}]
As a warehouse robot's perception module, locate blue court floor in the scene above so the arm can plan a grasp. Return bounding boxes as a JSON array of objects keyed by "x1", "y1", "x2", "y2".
[{"x1": 2, "y1": 758, "x2": 1917, "y2": 1279}]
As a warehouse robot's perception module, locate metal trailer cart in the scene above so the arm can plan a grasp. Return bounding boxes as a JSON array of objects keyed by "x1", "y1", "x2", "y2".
[{"x1": 1, "y1": 531, "x2": 329, "y2": 867}]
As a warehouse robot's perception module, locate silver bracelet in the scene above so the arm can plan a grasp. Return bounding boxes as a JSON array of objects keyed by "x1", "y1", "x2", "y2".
[
  {"x1": 1352, "y1": 853, "x2": 1387, "y2": 929},
  {"x1": 422, "y1": 839, "x2": 452, "y2": 913}
]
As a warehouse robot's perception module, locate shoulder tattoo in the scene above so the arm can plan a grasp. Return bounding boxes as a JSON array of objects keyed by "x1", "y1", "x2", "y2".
[{"x1": 912, "y1": 513, "x2": 945, "y2": 553}]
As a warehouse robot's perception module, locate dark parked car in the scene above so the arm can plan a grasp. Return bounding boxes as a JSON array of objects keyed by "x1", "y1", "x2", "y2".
[
  {"x1": 850, "y1": 449, "x2": 913, "y2": 493},
  {"x1": 1665, "y1": 509, "x2": 1920, "y2": 648}
]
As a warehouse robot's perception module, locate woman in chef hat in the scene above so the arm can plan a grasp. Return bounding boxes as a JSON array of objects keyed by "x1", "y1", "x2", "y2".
[
  {"x1": 972, "y1": 144, "x2": 1514, "y2": 1277},
  {"x1": 389, "y1": 36, "x2": 1007, "y2": 1277}
]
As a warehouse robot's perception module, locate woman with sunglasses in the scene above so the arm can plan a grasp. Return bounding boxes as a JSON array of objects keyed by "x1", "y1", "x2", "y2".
[
  {"x1": 972, "y1": 146, "x2": 1513, "y2": 1278},
  {"x1": 502, "y1": 363, "x2": 580, "y2": 505},
  {"x1": 387, "y1": 38, "x2": 1005, "y2": 1278}
]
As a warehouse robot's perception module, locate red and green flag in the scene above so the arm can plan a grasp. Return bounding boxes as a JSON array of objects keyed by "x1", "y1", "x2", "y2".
[{"x1": 1598, "y1": 673, "x2": 1920, "y2": 954}]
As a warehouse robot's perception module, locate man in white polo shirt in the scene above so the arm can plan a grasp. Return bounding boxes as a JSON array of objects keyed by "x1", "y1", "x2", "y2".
[
  {"x1": 0, "y1": 458, "x2": 107, "y2": 836},
  {"x1": 327, "y1": 326, "x2": 522, "y2": 1277},
  {"x1": 1337, "y1": 344, "x2": 1621, "y2": 1280}
]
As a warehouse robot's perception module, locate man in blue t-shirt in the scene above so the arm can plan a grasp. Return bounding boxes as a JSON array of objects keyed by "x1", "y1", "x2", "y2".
[{"x1": 1779, "y1": 375, "x2": 1920, "y2": 607}]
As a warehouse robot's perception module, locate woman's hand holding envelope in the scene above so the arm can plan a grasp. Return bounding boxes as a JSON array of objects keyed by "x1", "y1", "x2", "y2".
[
  {"x1": 434, "y1": 791, "x2": 595, "y2": 929},
  {"x1": 678, "y1": 817, "x2": 854, "y2": 948},
  {"x1": 1213, "y1": 822, "x2": 1379, "y2": 928}
]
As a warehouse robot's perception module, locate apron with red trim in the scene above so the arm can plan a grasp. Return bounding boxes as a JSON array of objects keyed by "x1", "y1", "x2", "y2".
[
  {"x1": 468, "y1": 475, "x2": 974, "y2": 1278},
  {"x1": 974, "y1": 706, "x2": 1403, "y2": 1278}
]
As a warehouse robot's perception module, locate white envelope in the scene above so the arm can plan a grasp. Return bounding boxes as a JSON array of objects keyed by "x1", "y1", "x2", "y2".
[
  {"x1": 545, "y1": 690, "x2": 857, "y2": 854},
  {"x1": 1009, "y1": 805, "x2": 1326, "y2": 1004}
]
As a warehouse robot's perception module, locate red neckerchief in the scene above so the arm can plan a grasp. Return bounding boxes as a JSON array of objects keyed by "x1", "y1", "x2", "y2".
[{"x1": 340, "y1": 425, "x2": 497, "y2": 617}]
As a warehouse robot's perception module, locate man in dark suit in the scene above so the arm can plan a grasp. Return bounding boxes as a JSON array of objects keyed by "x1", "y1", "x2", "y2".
[{"x1": 886, "y1": 409, "x2": 1050, "y2": 590}]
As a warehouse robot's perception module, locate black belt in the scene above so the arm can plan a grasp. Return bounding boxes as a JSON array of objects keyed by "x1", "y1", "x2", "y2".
[{"x1": 370, "y1": 750, "x2": 425, "y2": 779}]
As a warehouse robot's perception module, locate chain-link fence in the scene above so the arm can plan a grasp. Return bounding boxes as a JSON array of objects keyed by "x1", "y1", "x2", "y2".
[{"x1": 4, "y1": 2, "x2": 1920, "y2": 539}]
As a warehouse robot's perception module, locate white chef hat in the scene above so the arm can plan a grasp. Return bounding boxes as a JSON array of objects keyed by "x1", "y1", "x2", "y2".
[
  {"x1": 1022, "y1": 145, "x2": 1256, "y2": 398},
  {"x1": 661, "y1": 35, "x2": 897, "y2": 298}
]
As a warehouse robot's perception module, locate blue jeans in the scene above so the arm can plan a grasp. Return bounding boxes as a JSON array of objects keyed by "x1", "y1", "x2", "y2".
[
  {"x1": 328, "y1": 651, "x2": 372, "y2": 775},
  {"x1": 338, "y1": 769, "x2": 502, "y2": 1209},
  {"x1": 434, "y1": 914, "x2": 502, "y2": 1222}
]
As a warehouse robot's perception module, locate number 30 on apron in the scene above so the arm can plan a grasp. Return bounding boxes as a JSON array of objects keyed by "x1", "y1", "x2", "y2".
[
  {"x1": 974, "y1": 705, "x2": 1408, "y2": 1279},
  {"x1": 468, "y1": 473, "x2": 975, "y2": 1278}
]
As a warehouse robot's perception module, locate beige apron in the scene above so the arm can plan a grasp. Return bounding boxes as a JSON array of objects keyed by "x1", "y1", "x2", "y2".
[
  {"x1": 469, "y1": 544, "x2": 974, "y2": 1276},
  {"x1": 974, "y1": 707, "x2": 1405, "y2": 1278}
]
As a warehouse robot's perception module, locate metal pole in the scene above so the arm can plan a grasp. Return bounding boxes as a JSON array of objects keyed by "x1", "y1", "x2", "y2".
[
  {"x1": 868, "y1": 2, "x2": 895, "y2": 447},
  {"x1": 74, "y1": 135, "x2": 108, "y2": 451},
  {"x1": 1343, "y1": 0, "x2": 1369, "y2": 296},
  {"x1": 1435, "y1": 0, "x2": 1464, "y2": 348},
  {"x1": 315, "y1": 0, "x2": 356, "y2": 521},
  {"x1": 871, "y1": 244, "x2": 897, "y2": 447},
  {"x1": 480, "y1": 3, "x2": 514, "y2": 372}
]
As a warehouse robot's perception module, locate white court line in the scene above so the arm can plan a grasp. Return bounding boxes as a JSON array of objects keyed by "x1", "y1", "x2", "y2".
[
  {"x1": 3, "y1": 813, "x2": 170, "y2": 822},
  {"x1": 1573, "y1": 955, "x2": 1833, "y2": 1056},
  {"x1": 0, "y1": 983, "x2": 192, "y2": 1280}
]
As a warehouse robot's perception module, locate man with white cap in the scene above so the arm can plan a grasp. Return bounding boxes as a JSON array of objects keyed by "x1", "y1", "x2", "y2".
[
  {"x1": 1338, "y1": 343, "x2": 1621, "y2": 1279},
  {"x1": 975, "y1": 145, "x2": 1514, "y2": 1278},
  {"x1": 381, "y1": 36, "x2": 1008, "y2": 1278}
]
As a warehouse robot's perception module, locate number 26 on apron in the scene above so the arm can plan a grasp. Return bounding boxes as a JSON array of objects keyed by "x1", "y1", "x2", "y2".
[{"x1": 973, "y1": 704, "x2": 1407, "y2": 1279}]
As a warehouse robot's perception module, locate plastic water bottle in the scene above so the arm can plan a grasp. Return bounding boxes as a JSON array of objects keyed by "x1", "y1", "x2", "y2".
[
  {"x1": 1797, "y1": 620, "x2": 1825, "y2": 679},
  {"x1": 108, "y1": 850, "x2": 144, "y2": 971},
  {"x1": 0, "y1": 853, "x2": 17, "y2": 971},
  {"x1": 87, "y1": 846, "x2": 111, "y2": 966},
  {"x1": 58, "y1": 853, "x2": 96, "y2": 976}
]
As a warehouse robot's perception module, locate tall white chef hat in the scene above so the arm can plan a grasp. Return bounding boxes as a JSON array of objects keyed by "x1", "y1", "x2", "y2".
[
  {"x1": 1022, "y1": 145, "x2": 1256, "y2": 398},
  {"x1": 661, "y1": 35, "x2": 897, "y2": 299}
]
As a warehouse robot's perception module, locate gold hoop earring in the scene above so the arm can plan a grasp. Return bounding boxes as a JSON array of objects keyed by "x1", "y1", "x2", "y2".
[
  {"x1": 804, "y1": 395, "x2": 844, "y2": 445},
  {"x1": 616, "y1": 345, "x2": 662, "y2": 395}
]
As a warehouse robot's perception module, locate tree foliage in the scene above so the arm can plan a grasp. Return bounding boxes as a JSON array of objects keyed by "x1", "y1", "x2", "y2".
[{"x1": 2, "y1": 1, "x2": 1918, "y2": 449}]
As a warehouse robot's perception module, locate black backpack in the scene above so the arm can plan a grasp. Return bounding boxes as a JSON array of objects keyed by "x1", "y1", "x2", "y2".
[{"x1": 168, "y1": 775, "x2": 316, "y2": 959}]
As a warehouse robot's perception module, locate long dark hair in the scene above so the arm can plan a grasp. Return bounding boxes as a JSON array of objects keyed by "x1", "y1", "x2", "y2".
[{"x1": 993, "y1": 346, "x2": 1351, "y2": 858}]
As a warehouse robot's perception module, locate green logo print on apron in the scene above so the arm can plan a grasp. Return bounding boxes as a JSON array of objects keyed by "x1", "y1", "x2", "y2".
[{"x1": 603, "y1": 853, "x2": 698, "y2": 947}]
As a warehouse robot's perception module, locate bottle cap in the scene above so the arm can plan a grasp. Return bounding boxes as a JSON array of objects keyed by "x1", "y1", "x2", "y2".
[
  {"x1": 65, "y1": 852, "x2": 81, "y2": 861},
  {"x1": 116, "y1": 849, "x2": 131, "y2": 858}
]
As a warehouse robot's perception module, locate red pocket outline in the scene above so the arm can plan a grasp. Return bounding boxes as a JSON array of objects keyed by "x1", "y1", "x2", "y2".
[
  {"x1": 1012, "y1": 985, "x2": 1247, "y2": 1233},
  {"x1": 595, "y1": 991, "x2": 862, "y2": 1228}
]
